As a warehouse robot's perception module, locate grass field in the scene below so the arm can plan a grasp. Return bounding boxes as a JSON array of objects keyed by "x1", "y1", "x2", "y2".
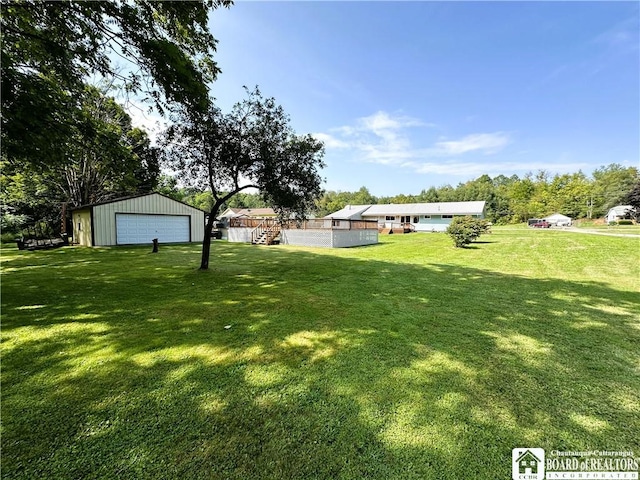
[
  {"x1": 572, "y1": 219, "x2": 640, "y2": 233},
  {"x1": 2, "y1": 229, "x2": 639, "y2": 479}
]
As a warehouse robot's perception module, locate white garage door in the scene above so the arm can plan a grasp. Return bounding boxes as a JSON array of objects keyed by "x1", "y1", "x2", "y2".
[{"x1": 116, "y1": 214, "x2": 190, "y2": 244}]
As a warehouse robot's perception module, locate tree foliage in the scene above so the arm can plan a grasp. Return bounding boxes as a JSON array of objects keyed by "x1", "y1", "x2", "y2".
[
  {"x1": 2, "y1": 1, "x2": 226, "y2": 234},
  {"x1": 53, "y1": 86, "x2": 161, "y2": 207},
  {"x1": 315, "y1": 187, "x2": 375, "y2": 217},
  {"x1": 624, "y1": 178, "x2": 640, "y2": 222},
  {"x1": 0, "y1": 87, "x2": 160, "y2": 234},
  {"x1": 446, "y1": 216, "x2": 489, "y2": 248},
  {"x1": 592, "y1": 164, "x2": 638, "y2": 214},
  {"x1": 1, "y1": 0, "x2": 231, "y2": 167},
  {"x1": 313, "y1": 165, "x2": 638, "y2": 224},
  {"x1": 163, "y1": 87, "x2": 325, "y2": 270}
]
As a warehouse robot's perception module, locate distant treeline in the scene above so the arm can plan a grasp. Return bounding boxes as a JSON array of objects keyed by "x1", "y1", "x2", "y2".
[{"x1": 161, "y1": 164, "x2": 638, "y2": 224}]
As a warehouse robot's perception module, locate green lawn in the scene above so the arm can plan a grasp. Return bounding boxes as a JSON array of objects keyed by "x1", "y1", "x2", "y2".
[
  {"x1": 2, "y1": 229, "x2": 639, "y2": 479},
  {"x1": 573, "y1": 220, "x2": 640, "y2": 233}
]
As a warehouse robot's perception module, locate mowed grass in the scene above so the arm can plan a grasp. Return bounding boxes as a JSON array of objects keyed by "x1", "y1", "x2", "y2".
[{"x1": 1, "y1": 229, "x2": 639, "y2": 479}]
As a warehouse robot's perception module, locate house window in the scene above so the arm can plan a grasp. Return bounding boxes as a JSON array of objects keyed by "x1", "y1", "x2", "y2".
[
  {"x1": 401, "y1": 216, "x2": 410, "y2": 223},
  {"x1": 442, "y1": 215, "x2": 453, "y2": 219},
  {"x1": 385, "y1": 216, "x2": 395, "y2": 221},
  {"x1": 332, "y1": 220, "x2": 340, "y2": 227},
  {"x1": 423, "y1": 215, "x2": 431, "y2": 219},
  {"x1": 413, "y1": 216, "x2": 418, "y2": 223}
]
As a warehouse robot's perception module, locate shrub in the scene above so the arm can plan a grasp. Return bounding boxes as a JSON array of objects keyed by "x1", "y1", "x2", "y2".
[
  {"x1": 447, "y1": 216, "x2": 487, "y2": 248},
  {"x1": 1, "y1": 212, "x2": 29, "y2": 234},
  {"x1": 1, "y1": 232, "x2": 20, "y2": 244},
  {"x1": 617, "y1": 220, "x2": 633, "y2": 225}
]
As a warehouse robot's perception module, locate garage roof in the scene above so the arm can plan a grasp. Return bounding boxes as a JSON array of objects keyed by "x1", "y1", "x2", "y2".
[{"x1": 71, "y1": 192, "x2": 206, "y2": 212}]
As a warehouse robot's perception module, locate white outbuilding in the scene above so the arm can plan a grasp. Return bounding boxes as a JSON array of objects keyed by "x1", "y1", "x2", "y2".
[
  {"x1": 605, "y1": 205, "x2": 634, "y2": 224},
  {"x1": 542, "y1": 213, "x2": 572, "y2": 226},
  {"x1": 71, "y1": 192, "x2": 205, "y2": 246}
]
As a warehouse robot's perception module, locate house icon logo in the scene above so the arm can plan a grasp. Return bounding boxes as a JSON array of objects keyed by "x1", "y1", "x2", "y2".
[{"x1": 512, "y1": 448, "x2": 545, "y2": 480}]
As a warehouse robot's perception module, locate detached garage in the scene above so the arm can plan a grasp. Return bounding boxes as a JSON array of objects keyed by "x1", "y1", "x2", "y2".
[{"x1": 72, "y1": 193, "x2": 205, "y2": 246}]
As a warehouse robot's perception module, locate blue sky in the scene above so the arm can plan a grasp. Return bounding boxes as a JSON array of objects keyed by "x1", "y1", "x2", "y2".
[{"x1": 154, "y1": 1, "x2": 640, "y2": 197}]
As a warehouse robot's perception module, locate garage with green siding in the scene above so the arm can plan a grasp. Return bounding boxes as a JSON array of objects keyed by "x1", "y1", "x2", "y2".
[{"x1": 71, "y1": 193, "x2": 205, "y2": 246}]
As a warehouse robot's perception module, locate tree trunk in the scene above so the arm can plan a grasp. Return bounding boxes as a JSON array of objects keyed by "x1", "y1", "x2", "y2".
[{"x1": 199, "y1": 204, "x2": 221, "y2": 270}]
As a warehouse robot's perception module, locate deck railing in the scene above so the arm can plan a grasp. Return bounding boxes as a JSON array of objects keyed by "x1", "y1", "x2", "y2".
[
  {"x1": 229, "y1": 217, "x2": 276, "y2": 228},
  {"x1": 382, "y1": 222, "x2": 416, "y2": 232},
  {"x1": 228, "y1": 217, "x2": 378, "y2": 230}
]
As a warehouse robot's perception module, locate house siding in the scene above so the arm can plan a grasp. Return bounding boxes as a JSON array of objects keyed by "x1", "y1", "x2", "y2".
[
  {"x1": 72, "y1": 209, "x2": 93, "y2": 246},
  {"x1": 414, "y1": 216, "x2": 455, "y2": 232},
  {"x1": 363, "y1": 212, "x2": 484, "y2": 233},
  {"x1": 606, "y1": 206, "x2": 633, "y2": 223}
]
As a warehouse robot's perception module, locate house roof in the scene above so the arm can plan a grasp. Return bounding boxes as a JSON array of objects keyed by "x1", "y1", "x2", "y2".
[
  {"x1": 71, "y1": 192, "x2": 207, "y2": 212},
  {"x1": 363, "y1": 201, "x2": 486, "y2": 216},
  {"x1": 607, "y1": 205, "x2": 633, "y2": 216},
  {"x1": 325, "y1": 201, "x2": 487, "y2": 219},
  {"x1": 219, "y1": 208, "x2": 242, "y2": 218},
  {"x1": 324, "y1": 204, "x2": 372, "y2": 220},
  {"x1": 219, "y1": 207, "x2": 276, "y2": 218},
  {"x1": 235, "y1": 208, "x2": 276, "y2": 217},
  {"x1": 326, "y1": 201, "x2": 486, "y2": 219},
  {"x1": 544, "y1": 213, "x2": 572, "y2": 221}
]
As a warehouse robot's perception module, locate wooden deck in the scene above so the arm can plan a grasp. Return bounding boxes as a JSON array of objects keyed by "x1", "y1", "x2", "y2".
[{"x1": 378, "y1": 224, "x2": 414, "y2": 234}]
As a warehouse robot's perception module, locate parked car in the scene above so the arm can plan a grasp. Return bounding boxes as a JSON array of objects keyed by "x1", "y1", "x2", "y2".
[
  {"x1": 211, "y1": 221, "x2": 224, "y2": 240},
  {"x1": 532, "y1": 221, "x2": 551, "y2": 228}
]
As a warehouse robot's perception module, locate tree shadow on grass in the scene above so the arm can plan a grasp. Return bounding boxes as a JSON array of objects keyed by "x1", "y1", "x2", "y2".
[{"x1": 1, "y1": 243, "x2": 639, "y2": 479}]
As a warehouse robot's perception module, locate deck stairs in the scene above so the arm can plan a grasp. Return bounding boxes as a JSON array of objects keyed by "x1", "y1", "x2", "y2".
[
  {"x1": 378, "y1": 223, "x2": 416, "y2": 235},
  {"x1": 251, "y1": 221, "x2": 281, "y2": 245}
]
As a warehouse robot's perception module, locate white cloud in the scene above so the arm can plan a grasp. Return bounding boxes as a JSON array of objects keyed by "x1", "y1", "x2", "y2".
[
  {"x1": 357, "y1": 110, "x2": 429, "y2": 133},
  {"x1": 319, "y1": 113, "x2": 591, "y2": 180},
  {"x1": 407, "y1": 160, "x2": 588, "y2": 178},
  {"x1": 593, "y1": 16, "x2": 639, "y2": 51},
  {"x1": 434, "y1": 132, "x2": 511, "y2": 155},
  {"x1": 312, "y1": 132, "x2": 351, "y2": 149},
  {"x1": 317, "y1": 111, "x2": 512, "y2": 171},
  {"x1": 317, "y1": 111, "x2": 433, "y2": 166}
]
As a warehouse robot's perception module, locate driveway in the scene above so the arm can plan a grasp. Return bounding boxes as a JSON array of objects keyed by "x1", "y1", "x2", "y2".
[{"x1": 562, "y1": 227, "x2": 640, "y2": 238}]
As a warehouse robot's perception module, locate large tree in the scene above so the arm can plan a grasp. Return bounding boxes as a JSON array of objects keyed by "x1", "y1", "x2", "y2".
[
  {"x1": 624, "y1": 177, "x2": 640, "y2": 222},
  {"x1": 54, "y1": 86, "x2": 160, "y2": 207},
  {"x1": 163, "y1": 88, "x2": 325, "y2": 270},
  {"x1": 592, "y1": 164, "x2": 639, "y2": 217},
  {"x1": 0, "y1": 86, "x2": 160, "y2": 234},
  {"x1": 1, "y1": 0, "x2": 231, "y2": 167}
]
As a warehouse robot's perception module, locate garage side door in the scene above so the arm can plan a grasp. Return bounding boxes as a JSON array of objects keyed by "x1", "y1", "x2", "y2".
[{"x1": 116, "y1": 214, "x2": 190, "y2": 244}]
